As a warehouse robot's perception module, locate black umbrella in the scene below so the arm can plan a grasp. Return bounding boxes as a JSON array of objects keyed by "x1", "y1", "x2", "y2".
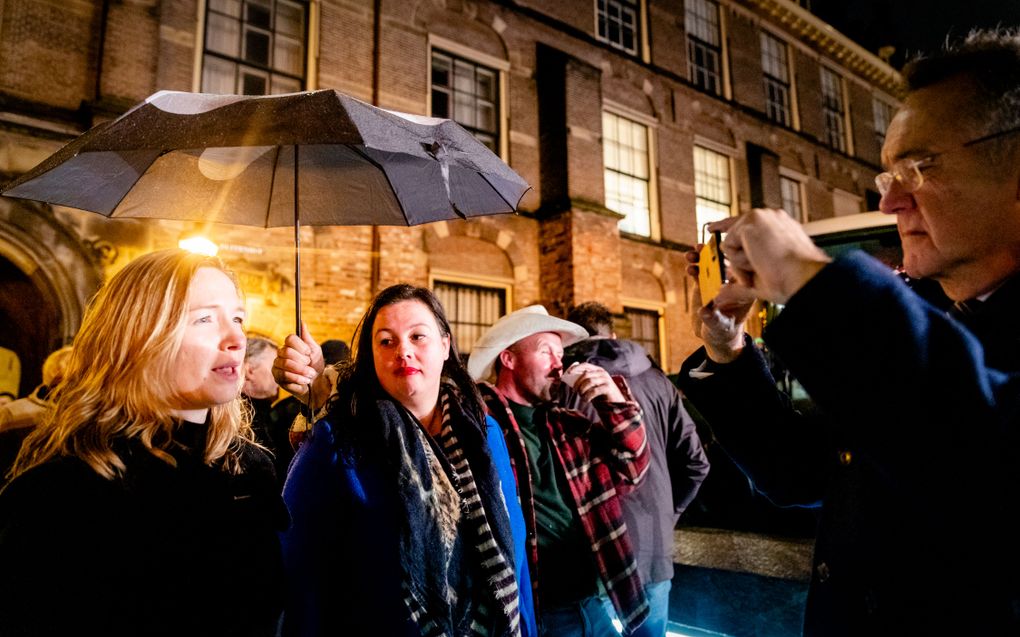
[{"x1": 1, "y1": 89, "x2": 530, "y2": 331}]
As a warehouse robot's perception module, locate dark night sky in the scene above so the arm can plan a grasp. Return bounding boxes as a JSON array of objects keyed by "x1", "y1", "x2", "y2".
[{"x1": 810, "y1": 0, "x2": 1020, "y2": 69}]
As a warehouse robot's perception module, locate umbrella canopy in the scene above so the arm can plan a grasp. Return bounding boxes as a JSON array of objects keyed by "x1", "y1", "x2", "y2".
[
  {"x1": 1, "y1": 89, "x2": 530, "y2": 330},
  {"x1": 3, "y1": 89, "x2": 529, "y2": 226}
]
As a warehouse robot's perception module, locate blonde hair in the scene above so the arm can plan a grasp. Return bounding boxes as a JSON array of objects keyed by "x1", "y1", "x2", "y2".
[{"x1": 9, "y1": 249, "x2": 252, "y2": 481}]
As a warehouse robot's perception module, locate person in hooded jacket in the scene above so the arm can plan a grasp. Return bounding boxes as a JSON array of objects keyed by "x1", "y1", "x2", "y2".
[{"x1": 562, "y1": 302, "x2": 710, "y2": 637}]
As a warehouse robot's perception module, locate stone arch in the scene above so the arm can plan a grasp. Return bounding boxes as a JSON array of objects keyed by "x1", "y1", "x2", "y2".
[
  {"x1": 0, "y1": 199, "x2": 103, "y2": 393},
  {"x1": 424, "y1": 218, "x2": 527, "y2": 277},
  {"x1": 413, "y1": 0, "x2": 510, "y2": 62},
  {"x1": 621, "y1": 263, "x2": 666, "y2": 304},
  {"x1": 603, "y1": 65, "x2": 659, "y2": 121}
]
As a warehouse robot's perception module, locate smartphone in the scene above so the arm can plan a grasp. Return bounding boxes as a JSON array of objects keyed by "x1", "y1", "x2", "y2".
[{"x1": 699, "y1": 232, "x2": 726, "y2": 305}]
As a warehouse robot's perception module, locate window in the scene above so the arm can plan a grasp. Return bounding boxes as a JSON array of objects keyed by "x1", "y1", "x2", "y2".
[
  {"x1": 603, "y1": 112, "x2": 652, "y2": 237},
  {"x1": 597, "y1": 0, "x2": 639, "y2": 54},
  {"x1": 693, "y1": 145, "x2": 732, "y2": 233},
  {"x1": 431, "y1": 50, "x2": 500, "y2": 153},
  {"x1": 685, "y1": 0, "x2": 722, "y2": 95},
  {"x1": 433, "y1": 281, "x2": 506, "y2": 355},
  {"x1": 873, "y1": 97, "x2": 894, "y2": 149},
  {"x1": 760, "y1": 32, "x2": 792, "y2": 127},
  {"x1": 780, "y1": 175, "x2": 805, "y2": 221},
  {"x1": 625, "y1": 307, "x2": 661, "y2": 366},
  {"x1": 202, "y1": 0, "x2": 306, "y2": 95},
  {"x1": 821, "y1": 67, "x2": 848, "y2": 152}
]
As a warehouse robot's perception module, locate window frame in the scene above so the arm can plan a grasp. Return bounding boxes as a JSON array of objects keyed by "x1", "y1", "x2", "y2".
[
  {"x1": 820, "y1": 65, "x2": 853, "y2": 154},
  {"x1": 602, "y1": 104, "x2": 660, "y2": 241},
  {"x1": 684, "y1": 0, "x2": 726, "y2": 97},
  {"x1": 196, "y1": 0, "x2": 310, "y2": 96},
  {"x1": 872, "y1": 94, "x2": 895, "y2": 150},
  {"x1": 621, "y1": 300, "x2": 666, "y2": 368},
  {"x1": 760, "y1": 30, "x2": 795, "y2": 128},
  {"x1": 427, "y1": 35, "x2": 510, "y2": 162},
  {"x1": 595, "y1": 0, "x2": 650, "y2": 61},
  {"x1": 429, "y1": 271, "x2": 513, "y2": 356},
  {"x1": 779, "y1": 168, "x2": 808, "y2": 223},
  {"x1": 692, "y1": 139, "x2": 736, "y2": 238}
]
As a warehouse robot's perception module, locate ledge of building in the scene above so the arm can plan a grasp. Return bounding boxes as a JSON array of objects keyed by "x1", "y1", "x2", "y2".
[{"x1": 674, "y1": 526, "x2": 813, "y2": 582}]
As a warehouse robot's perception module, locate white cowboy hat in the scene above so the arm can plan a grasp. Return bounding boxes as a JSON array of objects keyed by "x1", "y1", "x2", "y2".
[{"x1": 467, "y1": 305, "x2": 589, "y2": 381}]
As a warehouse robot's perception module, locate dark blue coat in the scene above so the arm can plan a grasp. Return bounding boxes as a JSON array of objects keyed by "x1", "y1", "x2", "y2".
[
  {"x1": 280, "y1": 414, "x2": 536, "y2": 637},
  {"x1": 679, "y1": 252, "x2": 1020, "y2": 636}
]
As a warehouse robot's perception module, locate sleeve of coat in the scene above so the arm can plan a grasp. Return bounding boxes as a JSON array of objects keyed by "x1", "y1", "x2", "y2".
[
  {"x1": 765, "y1": 251, "x2": 1020, "y2": 509},
  {"x1": 589, "y1": 376, "x2": 650, "y2": 494},
  {"x1": 678, "y1": 337, "x2": 831, "y2": 507},
  {"x1": 665, "y1": 378, "x2": 711, "y2": 516}
]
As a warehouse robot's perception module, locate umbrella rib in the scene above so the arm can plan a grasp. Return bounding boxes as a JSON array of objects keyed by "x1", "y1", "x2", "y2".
[
  {"x1": 347, "y1": 145, "x2": 412, "y2": 224},
  {"x1": 476, "y1": 171, "x2": 526, "y2": 213},
  {"x1": 264, "y1": 145, "x2": 283, "y2": 228},
  {"x1": 103, "y1": 150, "x2": 168, "y2": 216}
]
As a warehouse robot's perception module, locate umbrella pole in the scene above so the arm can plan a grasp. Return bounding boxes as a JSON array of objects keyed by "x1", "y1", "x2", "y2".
[{"x1": 294, "y1": 144, "x2": 302, "y2": 336}]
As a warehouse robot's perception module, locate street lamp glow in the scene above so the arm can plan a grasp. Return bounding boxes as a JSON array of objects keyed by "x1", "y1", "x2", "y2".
[{"x1": 178, "y1": 236, "x2": 219, "y2": 256}]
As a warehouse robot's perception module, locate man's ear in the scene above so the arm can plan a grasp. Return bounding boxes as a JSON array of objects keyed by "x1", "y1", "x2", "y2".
[{"x1": 498, "y1": 349, "x2": 515, "y2": 371}]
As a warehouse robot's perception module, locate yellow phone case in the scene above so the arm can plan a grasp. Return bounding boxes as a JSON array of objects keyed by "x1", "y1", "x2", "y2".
[{"x1": 699, "y1": 233, "x2": 725, "y2": 305}]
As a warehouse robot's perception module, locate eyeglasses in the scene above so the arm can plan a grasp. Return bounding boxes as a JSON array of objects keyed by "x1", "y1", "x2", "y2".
[{"x1": 874, "y1": 125, "x2": 1020, "y2": 196}]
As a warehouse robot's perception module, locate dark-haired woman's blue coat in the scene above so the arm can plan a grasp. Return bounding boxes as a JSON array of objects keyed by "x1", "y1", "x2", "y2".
[{"x1": 280, "y1": 414, "x2": 536, "y2": 637}]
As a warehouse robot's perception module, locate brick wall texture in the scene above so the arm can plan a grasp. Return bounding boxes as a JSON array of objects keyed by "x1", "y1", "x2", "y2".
[{"x1": 0, "y1": 0, "x2": 898, "y2": 372}]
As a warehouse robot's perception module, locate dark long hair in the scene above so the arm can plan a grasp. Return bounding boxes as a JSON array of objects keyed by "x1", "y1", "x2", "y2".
[{"x1": 329, "y1": 283, "x2": 486, "y2": 430}]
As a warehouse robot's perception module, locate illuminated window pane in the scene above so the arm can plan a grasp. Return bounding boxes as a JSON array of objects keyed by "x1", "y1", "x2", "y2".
[
  {"x1": 202, "y1": 55, "x2": 235, "y2": 94},
  {"x1": 603, "y1": 112, "x2": 652, "y2": 237},
  {"x1": 274, "y1": 36, "x2": 302, "y2": 75},
  {"x1": 694, "y1": 146, "x2": 731, "y2": 234},
  {"x1": 434, "y1": 281, "x2": 506, "y2": 356}
]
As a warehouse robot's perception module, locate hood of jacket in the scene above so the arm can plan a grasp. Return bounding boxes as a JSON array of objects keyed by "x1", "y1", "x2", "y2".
[{"x1": 563, "y1": 337, "x2": 653, "y2": 377}]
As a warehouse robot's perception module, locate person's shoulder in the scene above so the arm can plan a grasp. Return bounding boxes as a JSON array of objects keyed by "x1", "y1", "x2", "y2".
[
  {"x1": 4, "y1": 456, "x2": 103, "y2": 491},
  {"x1": 234, "y1": 437, "x2": 278, "y2": 477},
  {"x1": 1, "y1": 457, "x2": 112, "y2": 519},
  {"x1": 634, "y1": 363, "x2": 680, "y2": 396}
]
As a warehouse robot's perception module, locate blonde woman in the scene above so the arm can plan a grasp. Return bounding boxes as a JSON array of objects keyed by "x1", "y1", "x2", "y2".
[{"x1": 0, "y1": 249, "x2": 287, "y2": 637}]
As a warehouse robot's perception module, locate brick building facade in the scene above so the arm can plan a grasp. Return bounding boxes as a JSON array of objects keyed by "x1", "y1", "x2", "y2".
[{"x1": 0, "y1": 0, "x2": 899, "y2": 393}]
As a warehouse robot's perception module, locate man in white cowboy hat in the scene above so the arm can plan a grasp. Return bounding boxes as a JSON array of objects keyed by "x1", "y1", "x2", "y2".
[{"x1": 469, "y1": 305, "x2": 651, "y2": 636}]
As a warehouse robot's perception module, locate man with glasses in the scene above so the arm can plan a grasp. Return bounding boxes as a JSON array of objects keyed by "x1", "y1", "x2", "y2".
[{"x1": 677, "y1": 29, "x2": 1020, "y2": 636}]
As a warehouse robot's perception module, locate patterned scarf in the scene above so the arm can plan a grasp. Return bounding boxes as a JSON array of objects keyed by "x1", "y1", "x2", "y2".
[{"x1": 376, "y1": 385, "x2": 521, "y2": 637}]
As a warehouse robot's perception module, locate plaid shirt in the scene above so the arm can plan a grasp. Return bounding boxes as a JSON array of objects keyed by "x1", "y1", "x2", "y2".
[{"x1": 479, "y1": 379, "x2": 651, "y2": 635}]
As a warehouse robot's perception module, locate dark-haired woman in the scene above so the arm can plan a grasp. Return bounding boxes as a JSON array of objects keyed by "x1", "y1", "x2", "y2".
[{"x1": 276, "y1": 284, "x2": 535, "y2": 637}]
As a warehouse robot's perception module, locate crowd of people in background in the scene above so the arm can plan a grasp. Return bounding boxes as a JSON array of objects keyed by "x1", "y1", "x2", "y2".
[{"x1": 1, "y1": 27, "x2": 1019, "y2": 637}]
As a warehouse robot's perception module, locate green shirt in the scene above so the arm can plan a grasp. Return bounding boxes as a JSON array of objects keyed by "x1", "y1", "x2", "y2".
[{"x1": 509, "y1": 401, "x2": 598, "y2": 606}]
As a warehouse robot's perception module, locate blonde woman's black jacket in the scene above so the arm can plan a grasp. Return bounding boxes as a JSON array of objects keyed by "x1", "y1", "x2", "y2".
[{"x1": 0, "y1": 422, "x2": 289, "y2": 637}]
